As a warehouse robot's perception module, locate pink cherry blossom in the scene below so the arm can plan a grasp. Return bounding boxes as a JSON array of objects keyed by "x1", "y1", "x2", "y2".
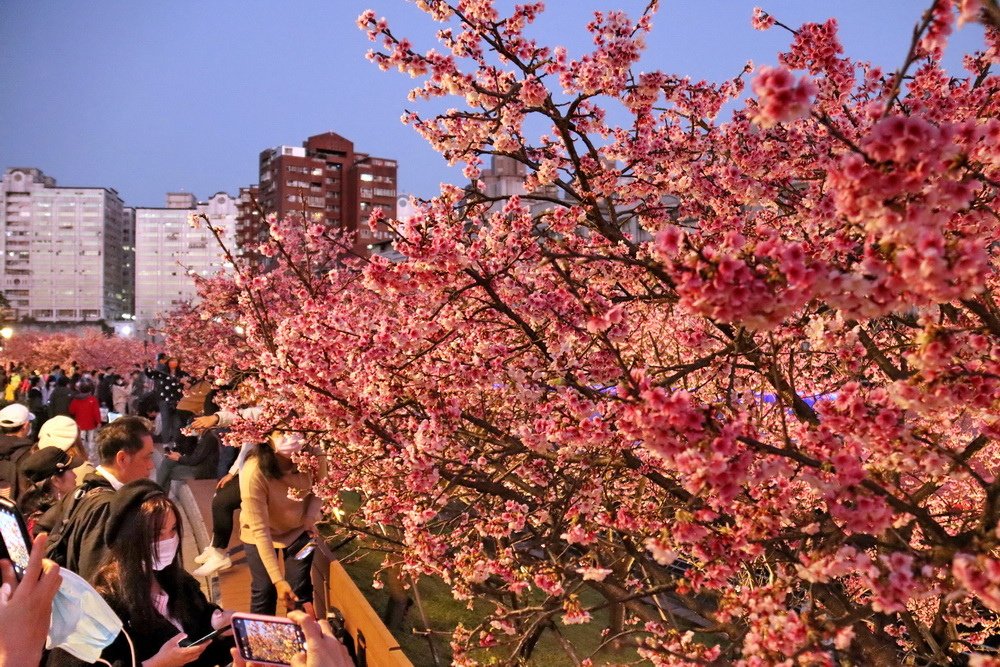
[
  {"x1": 166, "y1": 2, "x2": 1000, "y2": 663},
  {"x1": 750, "y1": 65, "x2": 817, "y2": 127}
]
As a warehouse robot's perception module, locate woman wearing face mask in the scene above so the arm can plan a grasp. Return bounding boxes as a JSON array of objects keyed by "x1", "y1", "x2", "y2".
[
  {"x1": 48, "y1": 479, "x2": 235, "y2": 667},
  {"x1": 240, "y1": 430, "x2": 323, "y2": 614}
]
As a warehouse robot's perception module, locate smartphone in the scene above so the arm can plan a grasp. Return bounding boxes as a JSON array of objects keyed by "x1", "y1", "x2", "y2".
[
  {"x1": 293, "y1": 539, "x2": 316, "y2": 561},
  {"x1": 180, "y1": 627, "x2": 224, "y2": 647},
  {"x1": 0, "y1": 498, "x2": 31, "y2": 581},
  {"x1": 231, "y1": 612, "x2": 307, "y2": 666}
]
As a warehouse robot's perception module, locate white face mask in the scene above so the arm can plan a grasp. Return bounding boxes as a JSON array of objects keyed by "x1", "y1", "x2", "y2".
[
  {"x1": 152, "y1": 534, "x2": 179, "y2": 571},
  {"x1": 273, "y1": 432, "x2": 305, "y2": 457},
  {"x1": 46, "y1": 569, "x2": 123, "y2": 661}
]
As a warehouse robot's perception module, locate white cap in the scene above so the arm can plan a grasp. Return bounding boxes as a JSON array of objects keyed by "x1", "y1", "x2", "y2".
[
  {"x1": 0, "y1": 403, "x2": 35, "y2": 428},
  {"x1": 38, "y1": 415, "x2": 80, "y2": 451}
]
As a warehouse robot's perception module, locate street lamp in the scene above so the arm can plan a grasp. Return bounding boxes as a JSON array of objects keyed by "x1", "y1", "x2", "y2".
[{"x1": 0, "y1": 327, "x2": 12, "y2": 340}]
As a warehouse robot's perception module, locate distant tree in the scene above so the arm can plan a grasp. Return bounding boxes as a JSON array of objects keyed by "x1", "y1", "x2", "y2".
[{"x1": 1, "y1": 331, "x2": 154, "y2": 375}]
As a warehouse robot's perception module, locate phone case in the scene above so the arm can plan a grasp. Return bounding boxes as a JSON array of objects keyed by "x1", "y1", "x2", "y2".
[
  {"x1": 230, "y1": 612, "x2": 307, "y2": 666},
  {"x1": 0, "y1": 497, "x2": 32, "y2": 580}
]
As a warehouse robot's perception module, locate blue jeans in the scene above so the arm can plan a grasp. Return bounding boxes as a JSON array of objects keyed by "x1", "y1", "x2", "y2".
[
  {"x1": 155, "y1": 457, "x2": 197, "y2": 491},
  {"x1": 243, "y1": 532, "x2": 314, "y2": 614},
  {"x1": 159, "y1": 401, "x2": 180, "y2": 444}
]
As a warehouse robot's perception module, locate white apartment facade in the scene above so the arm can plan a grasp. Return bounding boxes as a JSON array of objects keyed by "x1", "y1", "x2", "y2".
[
  {"x1": 0, "y1": 168, "x2": 128, "y2": 323},
  {"x1": 133, "y1": 191, "x2": 237, "y2": 333}
]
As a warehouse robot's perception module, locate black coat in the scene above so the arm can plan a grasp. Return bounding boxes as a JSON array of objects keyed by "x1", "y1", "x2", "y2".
[
  {"x1": 146, "y1": 368, "x2": 188, "y2": 407},
  {"x1": 97, "y1": 374, "x2": 117, "y2": 408},
  {"x1": 46, "y1": 567, "x2": 233, "y2": 667},
  {"x1": 44, "y1": 472, "x2": 115, "y2": 580},
  {"x1": 48, "y1": 385, "x2": 72, "y2": 417},
  {"x1": 0, "y1": 434, "x2": 34, "y2": 501}
]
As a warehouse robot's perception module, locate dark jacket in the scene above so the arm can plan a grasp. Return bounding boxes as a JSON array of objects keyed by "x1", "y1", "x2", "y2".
[
  {"x1": 96, "y1": 374, "x2": 117, "y2": 408},
  {"x1": 177, "y1": 429, "x2": 220, "y2": 479},
  {"x1": 46, "y1": 567, "x2": 232, "y2": 667},
  {"x1": 0, "y1": 434, "x2": 34, "y2": 501},
  {"x1": 32, "y1": 496, "x2": 65, "y2": 537},
  {"x1": 44, "y1": 471, "x2": 115, "y2": 580},
  {"x1": 48, "y1": 385, "x2": 72, "y2": 417}
]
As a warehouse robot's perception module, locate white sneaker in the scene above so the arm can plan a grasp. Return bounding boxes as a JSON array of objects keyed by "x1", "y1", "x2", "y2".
[
  {"x1": 192, "y1": 550, "x2": 232, "y2": 577},
  {"x1": 194, "y1": 546, "x2": 219, "y2": 564}
]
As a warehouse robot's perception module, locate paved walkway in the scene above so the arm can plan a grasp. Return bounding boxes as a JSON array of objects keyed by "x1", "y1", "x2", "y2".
[{"x1": 173, "y1": 478, "x2": 254, "y2": 612}]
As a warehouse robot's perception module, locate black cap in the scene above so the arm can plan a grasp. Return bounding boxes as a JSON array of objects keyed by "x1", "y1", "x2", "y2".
[
  {"x1": 104, "y1": 479, "x2": 167, "y2": 544},
  {"x1": 20, "y1": 447, "x2": 84, "y2": 484}
]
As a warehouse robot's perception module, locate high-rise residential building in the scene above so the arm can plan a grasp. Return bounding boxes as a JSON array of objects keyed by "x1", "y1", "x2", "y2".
[
  {"x1": 252, "y1": 131, "x2": 398, "y2": 257},
  {"x1": 121, "y1": 207, "x2": 136, "y2": 320},
  {"x1": 0, "y1": 167, "x2": 128, "y2": 323},
  {"x1": 132, "y1": 191, "x2": 237, "y2": 333}
]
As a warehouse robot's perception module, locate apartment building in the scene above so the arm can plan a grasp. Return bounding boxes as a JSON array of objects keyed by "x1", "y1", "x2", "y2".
[
  {"x1": 133, "y1": 191, "x2": 237, "y2": 332},
  {"x1": 0, "y1": 167, "x2": 128, "y2": 323},
  {"x1": 250, "y1": 131, "x2": 398, "y2": 257}
]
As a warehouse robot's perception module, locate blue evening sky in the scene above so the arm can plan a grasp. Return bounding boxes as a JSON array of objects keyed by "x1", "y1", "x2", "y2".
[{"x1": 0, "y1": 1, "x2": 985, "y2": 206}]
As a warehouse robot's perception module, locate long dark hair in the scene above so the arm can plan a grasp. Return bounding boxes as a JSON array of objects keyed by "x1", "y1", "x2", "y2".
[
  {"x1": 252, "y1": 440, "x2": 285, "y2": 480},
  {"x1": 93, "y1": 495, "x2": 197, "y2": 629}
]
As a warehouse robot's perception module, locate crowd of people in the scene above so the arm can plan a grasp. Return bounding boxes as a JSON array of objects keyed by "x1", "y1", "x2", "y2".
[{"x1": 0, "y1": 353, "x2": 350, "y2": 667}]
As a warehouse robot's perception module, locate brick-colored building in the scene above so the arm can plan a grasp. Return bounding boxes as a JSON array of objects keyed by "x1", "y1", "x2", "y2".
[
  {"x1": 252, "y1": 132, "x2": 397, "y2": 257},
  {"x1": 235, "y1": 184, "x2": 261, "y2": 261}
]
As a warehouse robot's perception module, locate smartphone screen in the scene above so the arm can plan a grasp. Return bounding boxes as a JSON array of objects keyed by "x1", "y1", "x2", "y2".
[
  {"x1": 0, "y1": 499, "x2": 31, "y2": 580},
  {"x1": 232, "y1": 615, "x2": 306, "y2": 666}
]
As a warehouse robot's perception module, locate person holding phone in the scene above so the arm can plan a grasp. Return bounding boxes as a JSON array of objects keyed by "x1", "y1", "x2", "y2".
[
  {"x1": 47, "y1": 479, "x2": 235, "y2": 667},
  {"x1": 229, "y1": 611, "x2": 353, "y2": 667},
  {"x1": 0, "y1": 532, "x2": 62, "y2": 667},
  {"x1": 240, "y1": 431, "x2": 323, "y2": 615}
]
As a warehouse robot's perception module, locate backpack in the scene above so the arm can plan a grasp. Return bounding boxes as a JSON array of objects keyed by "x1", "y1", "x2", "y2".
[
  {"x1": 44, "y1": 479, "x2": 110, "y2": 566},
  {"x1": 0, "y1": 441, "x2": 32, "y2": 501}
]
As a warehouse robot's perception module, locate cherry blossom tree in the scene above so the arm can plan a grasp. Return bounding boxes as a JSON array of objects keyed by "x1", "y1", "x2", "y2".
[
  {"x1": 1, "y1": 331, "x2": 153, "y2": 375},
  {"x1": 170, "y1": 1, "x2": 1000, "y2": 664}
]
